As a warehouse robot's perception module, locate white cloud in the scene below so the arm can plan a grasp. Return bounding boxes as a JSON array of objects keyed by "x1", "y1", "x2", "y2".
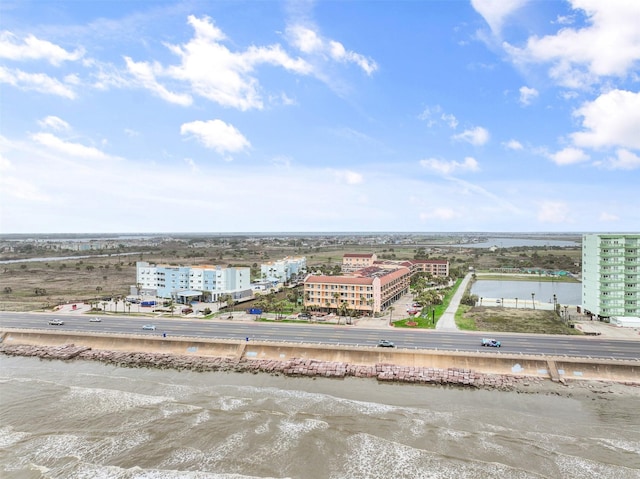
[
  {"x1": 503, "y1": 1, "x2": 640, "y2": 88},
  {"x1": 604, "y1": 149, "x2": 640, "y2": 170},
  {"x1": 599, "y1": 212, "x2": 619, "y2": 222},
  {"x1": 38, "y1": 116, "x2": 70, "y2": 131},
  {"x1": 31, "y1": 132, "x2": 121, "y2": 161},
  {"x1": 504, "y1": 139, "x2": 523, "y2": 150},
  {"x1": 0, "y1": 153, "x2": 12, "y2": 171},
  {"x1": 158, "y1": 15, "x2": 311, "y2": 111},
  {"x1": 418, "y1": 105, "x2": 441, "y2": 127},
  {"x1": 471, "y1": 0, "x2": 529, "y2": 35},
  {"x1": 0, "y1": 31, "x2": 84, "y2": 65},
  {"x1": 124, "y1": 56, "x2": 192, "y2": 106},
  {"x1": 419, "y1": 208, "x2": 459, "y2": 221},
  {"x1": 519, "y1": 85, "x2": 538, "y2": 105},
  {"x1": 418, "y1": 105, "x2": 458, "y2": 129},
  {"x1": 452, "y1": 126, "x2": 490, "y2": 146},
  {"x1": 287, "y1": 25, "x2": 323, "y2": 54},
  {"x1": 328, "y1": 40, "x2": 377, "y2": 75},
  {"x1": 548, "y1": 147, "x2": 589, "y2": 166},
  {"x1": 571, "y1": 89, "x2": 640, "y2": 150},
  {"x1": 180, "y1": 119, "x2": 250, "y2": 155},
  {"x1": 420, "y1": 156, "x2": 480, "y2": 175},
  {"x1": 0, "y1": 174, "x2": 51, "y2": 201},
  {"x1": 287, "y1": 24, "x2": 377, "y2": 76},
  {"x1": 441, "y1": 113, "x2": 458, "y2": 129},
  {"x1": 124, "y1": 128, "x2": 139, "y2": 137},
  {"x1": 183, "y1": 157, "x2": 199, "y2": 172},
  {"x1": 0, "y1": 66, "x2": 76, "y2": 98},
  {"x1": 271, "y1": 155, "x2": 292, "y2": 169},
  {"x1": 554, "y1": 15, "x2": 575, "y2": 26},
  {"x1": 328, "y1": 169, "x2": 364, "y2": 185},
  {"x1": 537, "y1": 200, "x2": 571, "y2": 223}
]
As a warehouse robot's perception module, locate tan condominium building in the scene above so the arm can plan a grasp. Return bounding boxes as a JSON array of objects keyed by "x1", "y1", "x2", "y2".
[
  {"x1": 341, "y1": 253, "x2": 377, "y2": 273},
  {"x1": 304, "y1": 265, "x2": 411, "y2": 315},
  {"x1": 343, "y1": 253, "x2": 449, "y2": 277},
  {"x1": 405, "y1": 259, "x2": 449, "y2": 277}
]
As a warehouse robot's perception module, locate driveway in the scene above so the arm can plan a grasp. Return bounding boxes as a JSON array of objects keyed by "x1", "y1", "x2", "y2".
[{"x1": 436, "y1": 272, "x2": 472, "y2": 331}]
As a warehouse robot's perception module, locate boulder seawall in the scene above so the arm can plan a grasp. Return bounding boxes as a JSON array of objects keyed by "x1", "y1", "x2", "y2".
[{"x1": 0, "y1": 342, "x2": 547, "y2": 390}]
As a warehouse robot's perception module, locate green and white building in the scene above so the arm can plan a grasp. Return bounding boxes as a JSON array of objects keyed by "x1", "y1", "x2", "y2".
[{"x1": 582, "y1": 234, "x2": 640, "y2": 326}]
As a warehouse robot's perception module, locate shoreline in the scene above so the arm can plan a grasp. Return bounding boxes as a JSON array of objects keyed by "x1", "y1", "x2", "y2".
[{"x1": 2, "y1": 343, "x2": 639, "y2": 399}]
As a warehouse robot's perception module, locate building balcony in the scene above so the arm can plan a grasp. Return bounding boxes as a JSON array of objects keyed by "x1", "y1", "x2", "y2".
[
  {"x1": 599, "y1": 251, "x2": 624, "y2": 258},
  {"x1": 600, "y1": 285, "x2": 624, "y2": 292}
]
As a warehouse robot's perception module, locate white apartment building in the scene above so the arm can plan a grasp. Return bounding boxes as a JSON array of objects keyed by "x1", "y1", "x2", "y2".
[
  {"x1": 136, "y1": 261, "x2": 251, "y2": 301},
  {"x1": 261, "y1": 256, "x2": 306, "y2": 283},
  {"x1": 582, "y1": 234, "x2": 640, "y2": 324}
]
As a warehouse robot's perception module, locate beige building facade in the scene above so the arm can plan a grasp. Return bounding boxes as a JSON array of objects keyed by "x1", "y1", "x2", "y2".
[{"x1": 304, "y1": 265, "x2": 411, "y2": 315}]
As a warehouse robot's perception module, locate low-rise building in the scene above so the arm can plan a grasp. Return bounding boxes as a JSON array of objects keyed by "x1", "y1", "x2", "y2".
[
  {"x1": 342, "y1": 253, "x2": 377, "y2": 273},
  {"x1": 261, "y1": 256, "x2": 306, "y2": 283},
  {"x1": 136, "y1": 261, "x2": 251, "y2": 302},
  {"x1": 304, "y1": 265, "x2": 411, "y2": 315},
  {"x1": 305, "y1": 253, "x2": 449, "y2": 316},
  {"x1": 407, "y1": 259, "x2": 449, "y2": 277}
]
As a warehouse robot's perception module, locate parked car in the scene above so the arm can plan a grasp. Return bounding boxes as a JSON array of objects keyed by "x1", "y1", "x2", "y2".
[
  {"x1": 481, "y1": 338, "x2": 501, "y2": 347},
  {"x1": 89, "y1": 317, "x2": 102, "y2": 322},
  {"x1": 182, "y1": 308, "x2": 193, "y2": 314},
  {"x1": 298, "y1": 312, "x2": 312, "y2": 319},
  {"x1": 142, "y1": 324, "x2": 156, "y2": 331},
  {"x1": 377, "y1": 339, "x2": 395, "y2": 348},
  {"x1": 48, "y1": 319, "x2": 64, "y2": 326}
]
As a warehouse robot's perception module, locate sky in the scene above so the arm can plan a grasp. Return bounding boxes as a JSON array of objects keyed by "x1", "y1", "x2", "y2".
[{"x1": 1, "y1": 0, "x2": 639, "y2": 234}]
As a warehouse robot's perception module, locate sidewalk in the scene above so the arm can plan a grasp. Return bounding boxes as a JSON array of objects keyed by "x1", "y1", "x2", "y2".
[{"x1": 436, "y1": 272, "x2": 471, "y2": 331}]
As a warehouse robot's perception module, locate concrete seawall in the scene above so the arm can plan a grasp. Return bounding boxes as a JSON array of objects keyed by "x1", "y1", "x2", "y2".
[{"x1": 1, "y1": 329, "x2": 639, "y2": 385}]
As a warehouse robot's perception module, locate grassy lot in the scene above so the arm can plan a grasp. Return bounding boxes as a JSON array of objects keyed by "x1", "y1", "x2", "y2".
[
  {"x1": 455, "y1": 306, "x2": 582, "y2": 335},
  {"x1": 393, "y1": 278, "x2": 463, "y2": 329}
]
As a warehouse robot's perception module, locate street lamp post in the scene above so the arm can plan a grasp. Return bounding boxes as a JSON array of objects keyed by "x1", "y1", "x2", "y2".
[
  {"x1": 531, "y1": 292, "x2": 535, "y2": 310},
  {"x1": 553, "y1": 294, "x2": 557, "y2": 315}
]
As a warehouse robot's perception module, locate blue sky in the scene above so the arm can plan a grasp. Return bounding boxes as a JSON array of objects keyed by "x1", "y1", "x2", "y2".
[{"x1": 1, "y1": 0, "x2": 639, "y2": 234}]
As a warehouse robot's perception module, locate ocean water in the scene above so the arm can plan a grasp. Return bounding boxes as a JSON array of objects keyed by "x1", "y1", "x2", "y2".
[{"x1": 1, "y1": 356, "x2": 639, "y2": 479}]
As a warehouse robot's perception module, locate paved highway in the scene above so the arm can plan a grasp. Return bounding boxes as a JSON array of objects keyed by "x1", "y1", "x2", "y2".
[{"x1": 1, "y1": 312, "x2": 638, "y2": 361}]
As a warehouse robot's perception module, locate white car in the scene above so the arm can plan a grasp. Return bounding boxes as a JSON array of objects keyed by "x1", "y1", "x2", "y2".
[
  {"x1": 142, "y1": 324, "x2": 156, "y2": 331},
  {"x1": 89, "y1": 317, "x2": 102, "y2": 322},
  {"x1": 48, "y1": 319, "x2": 64, "y2": 326}
]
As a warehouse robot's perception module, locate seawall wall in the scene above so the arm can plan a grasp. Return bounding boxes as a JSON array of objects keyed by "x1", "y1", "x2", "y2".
[{"x1": 1, "y1": 329, "x2": 638, "y2": 384}]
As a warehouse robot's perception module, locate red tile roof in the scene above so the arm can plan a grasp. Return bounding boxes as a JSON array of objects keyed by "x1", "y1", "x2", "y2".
[{"x1": 305, "y1": 275, "x2": 374, "y2": 285}]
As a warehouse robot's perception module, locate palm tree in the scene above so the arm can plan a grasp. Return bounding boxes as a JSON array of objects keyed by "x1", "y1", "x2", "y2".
[
  {"x1": 338, "y1": 301, "x2": 349, "y2": 325},
  {"x1": 388, "y1": 306, "x2": 395, "y2": 326},
  {"x1": 332, "y1": 292, "x2": 340, "y2": 314}
]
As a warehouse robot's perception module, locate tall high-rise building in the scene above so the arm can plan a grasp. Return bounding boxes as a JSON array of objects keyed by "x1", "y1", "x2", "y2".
[{"x1": 582, "y1": 234, "x2": 640, "y2": 322}]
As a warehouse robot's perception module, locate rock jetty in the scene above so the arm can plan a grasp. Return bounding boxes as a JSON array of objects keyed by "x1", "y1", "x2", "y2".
[{"x1": 0, "y1": 343, "x2": 543, "y2": 390}]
